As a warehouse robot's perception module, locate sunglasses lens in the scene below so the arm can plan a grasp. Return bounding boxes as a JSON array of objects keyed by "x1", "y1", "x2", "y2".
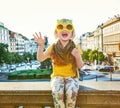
[
  {"x1": 57, "y1": 24, "x2": 63, "y2": 30},
  {"x1": 66, "y1": 24, "x2": 73, "y2": 30}
]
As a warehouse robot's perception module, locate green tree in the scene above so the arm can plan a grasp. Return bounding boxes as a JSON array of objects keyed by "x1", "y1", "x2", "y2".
[
  {"x1": 23, "y1": 52, "x2": 33, "y2": 63},
  {"x1": 4, "y1": 52, "x2": 12, "y2": 64},
  {"x1": 40, "y1": 58, "x2": 52, "y2": 69},
  {"x1": 98, "y1": 52, "x2": 107, "y2": 62},
  {"x1": 0, "y1": 43, "x2": 9, "y2": 65},
  {"x1": 82, "y1": 49, "x2": 92, "y2": 62},
  {"x1": 89, "y1": 50, "x2": 98, "y2": 62},
  {"x1": 33, "y1": 52, "x2": 37, "y2": 60},
  {"x1": 11, "y1": 53, "x2": 23, "y2": 63},
  {"x1": 82, "y1": 49, "x2": 107, "y2": 64}
]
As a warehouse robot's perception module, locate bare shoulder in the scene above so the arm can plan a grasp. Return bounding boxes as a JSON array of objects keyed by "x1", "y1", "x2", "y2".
[{"x1": 75, "y1": 44, "x2": 83, "y2": 55}]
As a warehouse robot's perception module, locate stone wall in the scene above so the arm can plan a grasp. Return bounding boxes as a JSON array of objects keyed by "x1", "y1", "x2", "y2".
[{"x1": 0, "y1": 82, "x2": 120, "y2": 108}]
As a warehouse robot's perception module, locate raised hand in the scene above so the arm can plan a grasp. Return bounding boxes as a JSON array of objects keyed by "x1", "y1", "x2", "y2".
[
  {"x1": 71, "y1": 48, "x2": 79, "y2": 58},
  {"x1": 33, "y1": 32, "x2": 46, "y2": 46}
]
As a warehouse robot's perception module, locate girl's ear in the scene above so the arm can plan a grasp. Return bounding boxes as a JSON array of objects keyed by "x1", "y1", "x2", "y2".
[{"x1": 71, "y1": 31, "x2": 75, "y2": 39}]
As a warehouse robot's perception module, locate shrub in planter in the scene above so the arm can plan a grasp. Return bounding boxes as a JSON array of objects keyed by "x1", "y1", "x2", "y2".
[
  {"x1": 8, "y1": 73, "x2": 17, "y2": 80},
  {"x1": 28, "y1": 73, "x2": 35, "y2": 79},
  {"x1": 8, "y1": 71, "x2": 18, "y2": 80},
  {"x1": 17, "y1": 73, "x2": 28, "y2": 79},
  {"x1": 8, "y1": 69, "x2": 52, "y2": 80},
  {"x1": 36, "y1": 74, "x2": 51, "y2": 79}
]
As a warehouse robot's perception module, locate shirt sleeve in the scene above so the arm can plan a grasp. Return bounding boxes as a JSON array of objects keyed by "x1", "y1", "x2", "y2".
[
  {"x1": 46, "y1": 45, "x2": 53, "y2": 58},
  {"x1": 46, "y1": 45, "x2": 52, "y2": 52}
]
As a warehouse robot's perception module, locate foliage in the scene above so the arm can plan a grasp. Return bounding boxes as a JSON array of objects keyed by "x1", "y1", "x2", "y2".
[
  {"x1": 33, "y1": 52, "x2": 37, "y2": 60},
  {"x1": 89, "y1": 50, "x2": 98, "y2": 61},
  {"x1": 98, "y1": 52, "x2": 107, "y2": 61},
  {"x1": 82, "y1": 49, "x2": 107, "y2": 64},
  {"x1": 11, "y1": 53, "x2": 24, "y2": 63},
  {"x1": 40, "y1": 58, "x2": 52, "y2": 69},
  {"x1": 82, "y1": 49, "x2": 92, "y2": 62},
  {"x1": 8, "y1": 69, "x2": 52, "y2": 80},
  {"x1": 0, "y1": 43, "x2": 38, "y2": 65},
  {"x1": 0, "y1": 43, "x2": 9, "y2": 65},
  {"x1": 23, "y1": 52, "x2": 34, "y2": 63}
]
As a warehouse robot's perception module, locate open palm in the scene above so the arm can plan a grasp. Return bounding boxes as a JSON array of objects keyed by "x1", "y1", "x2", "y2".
[{"x1": 33, "y1": 32, "x2": 46, "y2": 46}]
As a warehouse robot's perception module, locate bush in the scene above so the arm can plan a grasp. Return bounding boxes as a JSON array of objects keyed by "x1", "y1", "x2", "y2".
[
  {"x1": 17, "y1": 73, "x2": 28, "y2": 79},
  {"x1": 8, "y1": 72, "x2": 18, "y2": 80},
  {"x1": 28, "y1": 73, "x2": 36, "y2": 79},
  {"x1": 8, "y1": 69, "x2": 52, "y2": 80}
]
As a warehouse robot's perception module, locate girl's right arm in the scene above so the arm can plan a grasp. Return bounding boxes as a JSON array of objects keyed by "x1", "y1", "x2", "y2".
[{"x1": 33, "y1": 32, "x2": 50, "y2": 62}]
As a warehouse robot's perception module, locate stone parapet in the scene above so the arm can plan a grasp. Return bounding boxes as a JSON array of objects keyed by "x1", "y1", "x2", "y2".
[{"x1": 0, "y1": 82, "x2": 120, "y2": 108}]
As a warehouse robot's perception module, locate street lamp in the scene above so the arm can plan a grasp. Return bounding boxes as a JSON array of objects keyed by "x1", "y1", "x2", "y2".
[{"x1": 27, "y1": 57, "x2": 30, "y2": 63}]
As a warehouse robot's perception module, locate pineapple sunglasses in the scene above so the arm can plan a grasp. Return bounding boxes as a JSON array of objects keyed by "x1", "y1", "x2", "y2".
[{"x1": 56, "y1": 20, "x2": 74, "y2": 32}]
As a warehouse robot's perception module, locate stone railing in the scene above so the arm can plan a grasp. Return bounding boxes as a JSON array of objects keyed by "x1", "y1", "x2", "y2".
[{"x1": 0, "y1": 82, "x2": 120, "y2": 108}]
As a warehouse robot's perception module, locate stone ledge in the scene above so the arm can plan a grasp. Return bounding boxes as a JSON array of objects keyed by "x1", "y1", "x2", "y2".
[
  {"x1": 0, "y1": 82, "x2": 120, "y2": 90},
  {"x1": 0, "y1": 82, "x2": 120, "y2": 108}
]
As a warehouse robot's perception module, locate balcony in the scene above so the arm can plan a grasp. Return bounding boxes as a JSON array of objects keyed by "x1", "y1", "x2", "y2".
[{"x1": 0, "y1": 82, "x2": 120, "y2": 108}]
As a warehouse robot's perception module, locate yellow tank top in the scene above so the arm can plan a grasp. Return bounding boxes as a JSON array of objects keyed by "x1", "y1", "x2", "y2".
[{"x1": 47, "y1": 44, "x2": 82, "y2": 78}]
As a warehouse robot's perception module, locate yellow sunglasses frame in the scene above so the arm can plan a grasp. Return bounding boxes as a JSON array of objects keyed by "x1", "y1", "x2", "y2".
[{"x1": 56, "y1": 23, "x2": 74, "y2": 32}]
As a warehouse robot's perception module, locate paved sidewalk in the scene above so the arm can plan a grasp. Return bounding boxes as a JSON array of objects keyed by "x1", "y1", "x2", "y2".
[{"x1": 0, "y1": 73, "x2": 8, "y2": 81}]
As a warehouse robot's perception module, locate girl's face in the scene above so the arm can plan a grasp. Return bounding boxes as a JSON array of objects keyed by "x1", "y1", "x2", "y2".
[
  {"x1": 56, "y1": 22, "x2": 73, "y2": 41},
  {"x1": 57, "y1": 29, "x2": 73, "y2": 41}
]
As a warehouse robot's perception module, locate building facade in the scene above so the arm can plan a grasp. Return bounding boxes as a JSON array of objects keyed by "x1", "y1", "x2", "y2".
[
  {"x1": 9, "y1": 31, "x2": 30, "y2": 55},
  {"x1": 102, "y1": 17, "x2": 120, "y2": 65},
  {"x1": 0, "y1": 22, "x2": 10, "y2": 50},
  {"x1": 80, "y1": 15, "x2": 120, "y2": 66}
]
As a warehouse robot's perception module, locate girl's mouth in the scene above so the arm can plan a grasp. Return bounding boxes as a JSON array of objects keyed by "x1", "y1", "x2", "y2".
[{"x1": 62, "y1": 33, "x2": 68, "y2": 38}]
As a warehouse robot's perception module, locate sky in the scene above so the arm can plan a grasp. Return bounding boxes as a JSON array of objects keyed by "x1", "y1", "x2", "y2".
[{"x1": 0, "y1": 0, "x2": 120, "y2": 43}]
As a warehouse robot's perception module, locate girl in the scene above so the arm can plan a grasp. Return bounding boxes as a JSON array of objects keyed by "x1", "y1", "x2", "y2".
[{"x1": 33, "y1": 18, "x2": 83, "y2": 108}]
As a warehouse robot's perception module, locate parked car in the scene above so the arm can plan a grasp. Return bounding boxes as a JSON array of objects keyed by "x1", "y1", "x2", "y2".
[
  {"x1": 1, "y1": 66, "x2": 9, "y2": 73},
  {"x1": 9, "y1": 65, "x2": 16, "y2": 71},
  {"x1": 81, "y1": 64, "x2": 92, "y2": 71}
]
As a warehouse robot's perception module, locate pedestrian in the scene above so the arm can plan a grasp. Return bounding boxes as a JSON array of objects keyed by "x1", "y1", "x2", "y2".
[{"x1": 33, "y1": 18, "x2": 84, "y2": 108}]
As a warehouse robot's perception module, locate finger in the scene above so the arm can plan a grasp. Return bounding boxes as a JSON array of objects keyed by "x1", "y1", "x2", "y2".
[
  {"x1": 33, "y1": 34, "x2": 36, "y2": 38},
  {"x1": 39, "y1": 32, "x2": 42, "y2": 38},
  {"x1": 35, "y1": 32, "x2": 40, "y2": 38},
  {"x1": 39, "y1": 32, "x2": 41, "y2": 36},
  {"x1": 44, "y1": 36, "x2": 46, "y2": 42},
  {"x1": 33, "y1": 33, "x2": 40, "y2": 41},
  {"x1": 35, "y1": 32, "x2": 38, "y2": 36},
  {"x1": 33, "y1": 34, "x2": 37, "y2": 40},
  {"x1": 33, "y1": 35, "x2": 37, "y2": 42}
]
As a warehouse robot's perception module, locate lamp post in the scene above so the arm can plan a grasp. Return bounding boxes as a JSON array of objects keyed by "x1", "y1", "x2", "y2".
[
  {"x1": 96, "y1": 48, "x2": 99, "y2": 65},
  {"x1": 27, "y1": 57, "x2": 30, "y2": 63}
]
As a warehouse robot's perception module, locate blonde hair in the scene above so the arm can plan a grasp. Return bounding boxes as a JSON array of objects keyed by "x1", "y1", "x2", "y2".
[{"x1": 54, "y1": 18, "x2": 75, "y2": 39}]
